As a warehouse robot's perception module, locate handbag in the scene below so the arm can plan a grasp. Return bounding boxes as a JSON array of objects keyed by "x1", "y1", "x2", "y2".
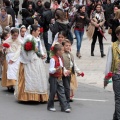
[{"x1": 108, "y1": 28, "x2": 112, "y2": 34}]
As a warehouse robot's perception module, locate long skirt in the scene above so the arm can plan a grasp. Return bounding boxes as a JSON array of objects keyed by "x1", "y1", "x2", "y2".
[
  {"x1": 1, "y1": 59, "x2": 16, "y2": 87},
  {"x1": 15, "y1": 63, "x2": 48, "y2": 102}
]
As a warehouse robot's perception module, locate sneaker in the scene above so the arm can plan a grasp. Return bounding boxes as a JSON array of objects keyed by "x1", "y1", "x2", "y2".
[
  {"x1": 61, "y1": 108, "x2": 71, "y2": 113},
  {"x1": 65, "y1": 108, "x2": 71, "y2": 113},
  {"x1": 48, "y1": 108, "x2": 56, "y2": 112}
]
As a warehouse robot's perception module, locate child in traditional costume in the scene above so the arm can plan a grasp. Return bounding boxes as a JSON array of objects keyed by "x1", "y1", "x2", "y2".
[
  {"x1": 15, "y1": 25, "x2": 48, "y2": 102},
  {"x1": 1, "y1": 28, "x2": 21, "y2": 92},
  {"x1": 47, "y1": 44, "x2": 71, "y2": 113},
  {"x1": 62, "y1": 39, "x2": 84, "y2": 107},
  {"x1": 0, "y1": 31, "x2": 10, "y2": 80}
]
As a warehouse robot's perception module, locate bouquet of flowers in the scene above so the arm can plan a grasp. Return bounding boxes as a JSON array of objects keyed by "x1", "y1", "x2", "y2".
[
  {"x1": 2, "y1": 43, "x2": 10, "y2": 48},
  {"x1": 104, "y1": 72, "x2": 113, "y2": 88},
  {"x1": 24, "y1": 39, "x2": 36, "y2": 52}
]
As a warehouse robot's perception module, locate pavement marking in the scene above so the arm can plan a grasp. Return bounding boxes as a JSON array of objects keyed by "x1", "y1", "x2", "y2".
[{"x1": 73, "y1": 98, "x2": 108, "y2": 102}]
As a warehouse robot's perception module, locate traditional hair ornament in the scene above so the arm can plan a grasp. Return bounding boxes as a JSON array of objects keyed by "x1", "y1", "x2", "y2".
[{"x1": 20, "y1": 25, "x2": 26, "y2": 29}]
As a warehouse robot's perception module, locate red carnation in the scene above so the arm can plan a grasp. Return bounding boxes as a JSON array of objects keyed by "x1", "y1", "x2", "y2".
[
  {"x1": 2, "y1": 43, "x2": 10, "y2": 48},
  {"x1": 80, "y1": 72, "x2": 84, "y2": 77},
  {"x1": 40, "y1": 27, "x2": 44, "y2": 33},
  {"x1": 105, "y1": 72, "x2": 113, "y2": 80},
  {"x1": 24, "y1": 42, "x2": 33, "y2": 51},
  {"x1": 50, "y1": 46, "x2": 54, "y2": 51}
]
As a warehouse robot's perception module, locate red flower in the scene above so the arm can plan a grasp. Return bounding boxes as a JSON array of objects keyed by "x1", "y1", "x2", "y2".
[
  {"x1": 2, "y1": 43, "x2": 10, "y2": 48},
  {"x1": 105, "y1": 72, "x2": 113, "y2": 80},
  {"x1": 24, "y1": 42, "x2": 33, "y2": 51},
  {"x1": 40, "y1": 27, "x2": 44, "y2": 33},
  {"x1": 80, "y1": 72, "x2": 84, "y2": 77},
  {"x1": 50, "y1": 46, "x2": 54, "y2": 51}
]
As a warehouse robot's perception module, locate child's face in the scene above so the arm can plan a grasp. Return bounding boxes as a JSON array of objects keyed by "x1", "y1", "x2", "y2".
[
  {"x1": 5, "y1": 33, "x2": 10, "y2": 40},
  {"x1": 20, "y1": 28, "x2": 27, "y2": 37},
  {"x1": 117, "y1": 33, "x2": 120, "y2": 41},
  {"x1": 58, "y1": 34, "x2": 65, "y2": 44},
  {"x1": 33, "y1": 28, "x2": 40, "y2": 37},
  {"x1": 57, "y1": 47, "x2": 64, "y2": 57},
  {"x1": 64, "y1": 42, "x2": 71, "y2": 52},
  {"x1": 12, "y1": 32, "x2": 19, "y2": 40}
]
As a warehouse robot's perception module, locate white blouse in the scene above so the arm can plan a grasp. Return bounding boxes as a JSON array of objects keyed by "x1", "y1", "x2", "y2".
[
  {"x1": 49, "y1": 56, "x2": 63, "y2": 74},
  {"x1": 4, "y1": 37, "x2": 22, "y2": 62}
]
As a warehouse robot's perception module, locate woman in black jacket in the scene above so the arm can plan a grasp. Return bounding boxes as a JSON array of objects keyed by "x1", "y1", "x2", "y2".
[
  {"x1": 70, "y1": 5, "x2": 90, "y2": 58},
  {"x1": 27, "y1": 4, "x2": 35, "y2": 17},
  {"x1": 109, "y1": 6, "x2": 120, "y2": 42},
  {"x1": 50, "y1": 9, "x2": 73, "y2": 44},
  {"x1": 13, "y1": 0, "x2": 20, "y2": 18}
]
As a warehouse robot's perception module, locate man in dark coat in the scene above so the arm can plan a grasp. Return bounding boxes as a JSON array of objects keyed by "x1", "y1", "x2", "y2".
[
  {"x1": 35, "y1": 0, "x2": 45, "y2": 16},
  {"x1": 39, "y1": 2, "x2": 53, "y2": 63},
  {"x1": 22, "y1": 0, "x2": 35, "y2": 10},
  {"x1": 4, "y1": 0, "x2": 15, "y2": 27},
  {"x1": 104, "y1": 0, "x2": 114, "y2": 29}
]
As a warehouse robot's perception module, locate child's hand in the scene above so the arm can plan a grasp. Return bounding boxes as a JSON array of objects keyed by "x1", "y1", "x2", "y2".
[
  {"x1": 64, "y1": 70, "x2": 71, "y2": 76},
  {"x1": 9, "y1": 60, "x2": 14, "y2": 64},
  {"x1": 56, "y1": 66, "x2": 61, "y2": 72},
  {"x1": 35, "y1": 47, "x2": 38, "y2": 52},
  {"x1": 41, "y1": 55, "x2": 46, "y2": 59}
]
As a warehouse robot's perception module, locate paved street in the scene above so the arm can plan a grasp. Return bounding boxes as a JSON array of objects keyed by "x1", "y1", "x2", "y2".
[
  {"x1": 0, "y1": 0, "x2": 115, "y2": 118},
  {"x1": 0, "y1": 29, "x2": 115, "y2": 120},
  {"x1": 0, "y1": 82, "x2": 114, "y2": 120},
  {"x1": 73, "y1": 30, "x2": 113, "y2": 91}
]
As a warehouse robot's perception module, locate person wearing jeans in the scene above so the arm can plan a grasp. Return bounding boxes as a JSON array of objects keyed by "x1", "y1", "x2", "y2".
[
  {"x1": 70, "y1": 5, "x2": 90, "y2": 58},
  {"x1": 74, "y1": 30, "x2": 84, "y2": 57}
]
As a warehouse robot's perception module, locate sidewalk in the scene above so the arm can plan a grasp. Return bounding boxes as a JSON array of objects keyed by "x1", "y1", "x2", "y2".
[{"x1": 71, "y1": 30, "x2": 113, "y2": 91}]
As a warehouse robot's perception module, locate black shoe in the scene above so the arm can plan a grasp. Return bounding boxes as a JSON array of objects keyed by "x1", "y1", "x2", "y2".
[
  {"x1": 91, "y1": 53, "x2": 94, "y2": 56},
  {"x1": 45, "y1": 60, "x2": 50, "y2": 63},
  {"x1": 70, "y1": 99, "x2": 73, "y2": 102},
  {"x1": 91, "y1": 45, "x2": 95, "y2": 56},
  {"x1": 101, "y1": 53, "x2": 106, "y2": 58},
  {"x1": 7, "y1": 86, "x2": 14, "y2": 92}
]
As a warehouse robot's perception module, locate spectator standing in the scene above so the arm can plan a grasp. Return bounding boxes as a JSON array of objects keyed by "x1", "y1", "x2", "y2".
[
  {"x1": 4, "y1": 0, "x2": 15, "y2": 27},
  {"x1": 13, "y1": 0, "x2": 20, "y2": 18},
  {"x1": 35, "y1": 0, "x2": 45, "y2": 16},
  {"x1": 39, "y1": 2, "x2": 53, "y2": 63}
]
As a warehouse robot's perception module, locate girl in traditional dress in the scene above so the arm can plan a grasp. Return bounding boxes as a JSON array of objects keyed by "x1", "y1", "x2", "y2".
[
  {"x1": 19, "y1": 25, "x2": 27, "y2": 42},
  {"x1": 15, "y1": 25, "x2": 48, "y2": 102},
  {"x1": 1, "y1": 28, "x2": 21, "y2": 92}
]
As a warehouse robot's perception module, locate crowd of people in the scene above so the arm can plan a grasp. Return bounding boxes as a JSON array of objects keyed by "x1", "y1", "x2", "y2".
[{"x1": 0, "y1": 0, "x2": 120, "y2": 117}]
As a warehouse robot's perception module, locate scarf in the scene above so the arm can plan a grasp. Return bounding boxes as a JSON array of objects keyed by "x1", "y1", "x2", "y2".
[{"x1": 0, "y1": 13, "x2": 7, "y2": 21}]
